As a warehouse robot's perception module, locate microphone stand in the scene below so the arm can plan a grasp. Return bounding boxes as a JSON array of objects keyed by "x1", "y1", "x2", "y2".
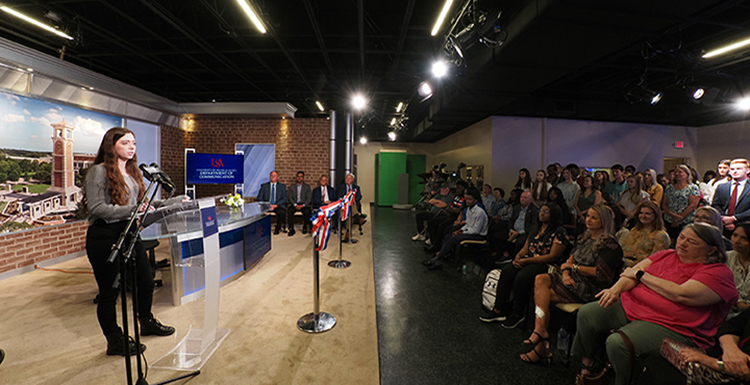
[{"x1": 108, "y1": 177, "x2": 199, "y2": 385}]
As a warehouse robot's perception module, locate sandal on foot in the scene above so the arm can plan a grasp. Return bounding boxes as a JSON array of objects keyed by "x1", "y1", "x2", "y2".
[
  {"x1": 520, "y1": 340, "x2": 552, "y2": 365},
  {"x1": 523, "y1": 330, "x2": 545, "y2": 345}
]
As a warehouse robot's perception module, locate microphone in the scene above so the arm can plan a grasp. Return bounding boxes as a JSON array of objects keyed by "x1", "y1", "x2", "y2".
[{"x1": 139, "y1": 163, "x2": 175, "y2": 194}]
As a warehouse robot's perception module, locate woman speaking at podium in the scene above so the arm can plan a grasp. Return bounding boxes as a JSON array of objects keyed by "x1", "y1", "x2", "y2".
[{"x1": 85, "y1": 127, "x2": 185, "y2": 356}]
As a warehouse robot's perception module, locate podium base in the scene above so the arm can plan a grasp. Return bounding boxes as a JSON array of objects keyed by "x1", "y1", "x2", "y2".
[
  {"x1": 347, "y1": 238, "x2": 359, "y2": 244},
  {"x1": 327, "y1": 260, "x2": 351, "y2": 268},
  {"x1": 297, "y1": 312, "x2": 336, "y2": 333},
  {"x1": 151, "y1": 328, "x2": 230, "y2": 371}
]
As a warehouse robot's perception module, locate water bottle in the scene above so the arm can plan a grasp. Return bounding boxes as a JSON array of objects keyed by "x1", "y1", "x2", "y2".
[
  {"x1": 557, "y1": 328, "x2": 569, "y2": 351},
  {"x1": 462, "y1": 264, "x2": 467, "y2": 275}
]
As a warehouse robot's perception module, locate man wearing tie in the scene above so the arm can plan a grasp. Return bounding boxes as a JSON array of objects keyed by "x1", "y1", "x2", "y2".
[
  {"x1": 712, "y1": 158, "x2": 750, "y2": 234},
  {"x1": 338, "y1": 173, "x2": 365, "y2": 241},
  {"x1": 312, "y1": 175, "x2": 336, "y2": 210},
  {"x1": 287, "y1": 171, "x2": 312, "y2": 236},
  {"x1": 258, "y1": 170, "x2": 288, "y2": 234}
]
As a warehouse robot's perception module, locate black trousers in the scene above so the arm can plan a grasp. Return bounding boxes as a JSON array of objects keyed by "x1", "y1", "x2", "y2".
[
  {"x1": 86, "y1": 220, "x2": 155, "y2": 336},
  {"x1": 272, "y1": 206, "x2": 287, "y2": 230},
  {"x1": 288, "y1": 205, "x2": 312, "y2": 230},
  {"x1": 494, "y1": 262, "x2": 549, "y2": 316},
  {"x1": 428, "y1": 214, "x2": 458, "y2": 246},
  {"x1": 416, "y1": 211, "x2": 442, "y2": 233}
]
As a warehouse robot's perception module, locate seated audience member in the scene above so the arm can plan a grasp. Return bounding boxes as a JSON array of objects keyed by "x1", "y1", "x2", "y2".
[
  {"x1": 515, "y1": 168, "x2": 533, "y2": 191},
  {"x1": 727, "y1": 222, "x2": 750, "y2": 319},
  {"x1": 426, "y1": 181, "x2": 467, "y2": 251},
  {"x1": 547, "y1": 163, "x2": 563, "y2": 186},
  {"x1": 287, "y1": 171, "x2": 312, "y2": 236},
  {"x1": 594, "y1": 170, "x2": 610, "y2": 192},
  {"x1": 480, "y1": 203, "x2": 569, "y2": 325},
  {"x1": 422, "y1": 188, "x2": 488, "y2": 270},
  {"x1": 574, "y1": 223, "x2": 737, "y2": 385},
  {"x1": 532, "y1": 169, "x2": 553, "y2": 206},
  {"x1": 488, "y1": 188, "x2": 517, "y2": 256},
  {"x1": 413, "y1": 183, "x2": 453, "y2": 241},
  {"x1": 617, "y1": 175, "x2": 650, "y2": 226},
  {"x1": 338, "y1": 173, "x2": 365, "y2": 242},
  {"x1": 642, "y1": 168, "x2": 664, "y2": 206},
  {"x1": 663, "y1": 164, "x2": 701, "y2": 243},
  {"x1": 604, "y1": 164, "x2": 627, "y2": 203},
  {"x1": 610, "y1": 202, "x2": 630, "y2": 243},
  {"x1": 657, "y1": 173, "x2": 671, "y2": 189},
  {"x1": 703, "y1": 170, "x2": 716, "y2": 184},
  {"x1": 489, "y1": 188, "x2": 506, "y2": 218},
  {"x1": 707, "y1": 159, "x2": 731, "y2": 205},
  {"x1": 619, "y1": 202, "x2": 670, "y2": 267},
  {"x1": 518, "y1": 204, "x2": 624, "y2": 364},
  {"x1": 545, "y1": 187, "x2": 569, "y2": 222},
  {"x1": 557, "y1": 166, "x2": 580, "y2": 216},
  {"x1": 258, "y1": 170, "x2": 288, "y2": 234},
  {"x1": 500, "y1": 189, "x2": 522, "y2": 221},
  {"x1": 312, "y1": 175, "x2": 336, "y2": 210},
  {"x1": 481, "y1": 184, "x2": 495, "y2": 215},
  {"x1": 693, "y1": 206, "x2": 732, "y2": 251},
  {"x1": 624, "y1": 164, "x2": 636, "y2": 177},
  {"x1": 574, "y1": 176, "x2": 603, "y2": 235},
  {"x1": 507, "y1": 191, "x2": 540, "y2": 255},
  {"x1": 713, "y1": 159, "x2": 750, "y2": 235}
]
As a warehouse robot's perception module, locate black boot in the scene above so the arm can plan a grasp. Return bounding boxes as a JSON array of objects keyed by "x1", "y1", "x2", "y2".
[
  {"x1": 105, "y1": 329, "x2": 146, "y2": 356},
  {"x1": 140, "y1": 317, "x2": 175, "y2": 336}
]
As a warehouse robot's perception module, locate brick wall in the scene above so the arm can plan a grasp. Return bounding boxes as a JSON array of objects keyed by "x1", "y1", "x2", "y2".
[
  {"x1": 0, "y1": 220, "x2": 87, "y2": 274},
  {"x1": 161, "y1": 117, "x2": 330, "y2": 198}
]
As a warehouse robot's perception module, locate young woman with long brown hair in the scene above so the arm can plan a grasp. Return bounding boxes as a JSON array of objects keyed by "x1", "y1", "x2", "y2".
[{"x1": 85, "y1": 127, "x2": 185, "y2": 356}]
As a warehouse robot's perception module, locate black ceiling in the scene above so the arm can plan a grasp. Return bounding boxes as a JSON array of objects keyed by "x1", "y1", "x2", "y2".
[{"x1": 2, "y1": 0, "x2": 750, "y2": 142}]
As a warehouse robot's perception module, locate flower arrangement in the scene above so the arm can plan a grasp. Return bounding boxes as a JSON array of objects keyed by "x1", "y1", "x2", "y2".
[{"x1": 221, "y1": 193, "x2": 245, "y2": 209}]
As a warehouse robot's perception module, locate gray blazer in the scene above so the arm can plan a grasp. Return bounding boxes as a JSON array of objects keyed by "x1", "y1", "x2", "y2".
[{"x1": 288, "y1": 182, "x2": 312, "y2": 207}]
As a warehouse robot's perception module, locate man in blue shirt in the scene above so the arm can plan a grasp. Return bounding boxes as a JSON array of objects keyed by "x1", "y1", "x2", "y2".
[{"x1": 603, "y1": 164, "x2": 627, "y2": 203}]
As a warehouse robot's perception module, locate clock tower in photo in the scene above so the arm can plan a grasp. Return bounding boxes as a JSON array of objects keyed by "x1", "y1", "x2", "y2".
[{"x1": 48, "y1": 120, "x2": 81, "y2": 206}]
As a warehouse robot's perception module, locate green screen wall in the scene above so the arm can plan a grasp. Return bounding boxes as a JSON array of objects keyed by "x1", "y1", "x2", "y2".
[{"x1": 377, "y1": 152, "x2": 407, "y2": 206}]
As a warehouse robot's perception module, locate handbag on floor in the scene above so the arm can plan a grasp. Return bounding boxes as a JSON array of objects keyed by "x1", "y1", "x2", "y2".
[
  {"x1": 660, "y1": 338, "x2": 735, "y2": 384},
  {"x1": 482, "y1": 269, "x2": 501, "y2": 311}
]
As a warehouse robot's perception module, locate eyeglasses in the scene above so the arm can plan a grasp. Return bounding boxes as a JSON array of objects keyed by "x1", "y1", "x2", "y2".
[
  {"x1": 693, "y1": 215, "x2": 713, "y2": 222},
  {"x1": 539, "y1": 209, "x2": 550, "y2": 214}
]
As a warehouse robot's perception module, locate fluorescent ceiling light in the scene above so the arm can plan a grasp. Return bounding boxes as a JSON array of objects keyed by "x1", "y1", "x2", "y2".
[
  {"x1": 431, "y1": 0, "x2": 453, "y2": 37},
  {"x1": 703, "y1": 37, "x2": 750, "y2": 59},
  {"x1": 315, "y1": 101, "x2": 325, "y2": 111},
  {"x1": 396, "y1": 102, "x2": 403, "y2": 112},
  {"x1": 236, "y1": 0, "x2": 267, "y2": 34},
  {"x1": 390, "y1": 118, "x2": 396, "y2": 126},
  {"x1": 0, "y1": 6, "x2": 73, "y2": 40}
]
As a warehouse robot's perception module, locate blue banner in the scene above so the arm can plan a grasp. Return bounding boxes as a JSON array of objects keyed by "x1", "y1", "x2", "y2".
[
  {"x1": 186, "y1": 153, "x2": 244, "y2": 184},
  {"x1": 200, "y1": 205, "x2": 219, "y2": 238}
]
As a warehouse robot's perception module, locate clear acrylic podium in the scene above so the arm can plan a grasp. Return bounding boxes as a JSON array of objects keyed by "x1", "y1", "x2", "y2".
[{"x1": 140, "y1": 198, "x2": 271, "y2": 371}]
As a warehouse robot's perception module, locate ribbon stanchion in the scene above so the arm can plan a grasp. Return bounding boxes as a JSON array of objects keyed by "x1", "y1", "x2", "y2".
[{"x1": 297, "y1": 234, "x2": 337, "y2": 333}]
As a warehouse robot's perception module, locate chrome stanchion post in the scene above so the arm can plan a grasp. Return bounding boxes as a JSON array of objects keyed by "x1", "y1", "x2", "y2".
[
  {"x1": 297, "y1": 235, "x2": 336, "y2": 333},
  {"x1": 328, "y1": 209, "x2": 351, "y2": 268},
  {"x1": 347, "y1": 209, "x2": 359, "y2": 244}
]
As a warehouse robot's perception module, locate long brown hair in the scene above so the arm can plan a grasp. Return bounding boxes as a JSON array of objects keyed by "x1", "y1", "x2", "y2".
[
  {"x1": 93, "y1": 127, "x2": 145, "y2": 205},
  {"x1": 632, "y1": 201, "x2": 665, "y2": 232}
]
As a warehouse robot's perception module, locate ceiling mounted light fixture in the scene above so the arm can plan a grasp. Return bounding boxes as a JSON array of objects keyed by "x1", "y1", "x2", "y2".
[
  {"x1": 418, "y1": 82, "x2": 433, "y2": 98},
  {"x1": 351, "y1": 95, "x2": 366, "y2": 110},
  {"x1": 236, "y1": 0, "x2": 267, "y2": 34},
  {"x1": 388, "y1": 132, "x2": 397, "y2": 141},
  {"x1": 315, "y1": 101, "x2": 325, "y2": 112},
  {"x1": 359, "y1": 137, "x2": 367, "y2": 145},
  {"x1": 396, "y1": 102, "x2": 404, "y2": 112},
  {"x1": 431, "y1": 61, "x2": 448, "y2": 78},
  {"x1": 431, "y1": 0, "x2": 453, "y2": 37},
  {"x1": 390, "y1": 118, "x2": 397, "y2": 126},
  {"x1": 703, "y1": 36, "x2": 750, "y2": 59},
  {"x1": 737, "y1": 98, "x2": 750, "y2": 111},
  {"x1": 0, "y1": 6, "x2": 74, "y2": 40}
]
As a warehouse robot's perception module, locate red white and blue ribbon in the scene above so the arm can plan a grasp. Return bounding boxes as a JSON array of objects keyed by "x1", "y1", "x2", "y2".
[
  {"x1": 340, "y1": 189, "x2": 356, "y2": 221},
  {"x1": 311, "y1": 200, "x2": 342, "y2": 251}
]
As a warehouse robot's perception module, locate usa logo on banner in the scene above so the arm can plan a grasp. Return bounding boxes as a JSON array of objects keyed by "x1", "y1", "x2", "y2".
[
  {"x1": 340, "y1": 189, "x2": 356, "y2": 221},
  {"x1": 311, "y1": 200, "x2": 342, "y2": 251}
]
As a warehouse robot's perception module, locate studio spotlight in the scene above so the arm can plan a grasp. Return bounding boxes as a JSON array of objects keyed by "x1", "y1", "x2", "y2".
[
  {"x1": 351, "y1": 95, "x2": 366, "y2": 110},
  {"x1": 390, "y1": 118, "x2": 397, "y2": 126},
  {"x1": 360, "y1": 137, "x2": 368, "y2": 145},
  {"x1": 737, "y1": 98, "x2": 750, "y2": 111},
  {"x1": 449, "y1": 36, "x2": 464, "y2": 59},
  {"x1": 388, "y1": 132, "x2": 397, "y2": 141},
  {"x1": 315, "y1": 101, "x2": 325, "y2": 111},
  {"x1": 418, "y1": 82, "x2": 433, "y2": 100},
  {"x1": 396, "y1": 102, "x2": 404, "y2": 112},
  {"x1": 649, "y1": 91, "x2": 663, "y2": 105},
  {"x1": 432, "y1": 61, "x2": 448, "y2": 78},
  {"x1": 625, "y1": 86, "x2": 662, "y2": 105},
  {"x1": 692, "y1": 88, "x2": 705, "y2": 100}
]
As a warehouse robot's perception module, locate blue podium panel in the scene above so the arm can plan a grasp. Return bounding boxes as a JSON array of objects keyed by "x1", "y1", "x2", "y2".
[{"x1": 244, "y1": 215, "x2": 272, "y2": 268}]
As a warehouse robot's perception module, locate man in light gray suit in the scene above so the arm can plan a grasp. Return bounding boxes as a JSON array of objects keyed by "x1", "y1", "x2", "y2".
[{"x1": 287, "y1": 171, "x2": 312, "y2": 236}]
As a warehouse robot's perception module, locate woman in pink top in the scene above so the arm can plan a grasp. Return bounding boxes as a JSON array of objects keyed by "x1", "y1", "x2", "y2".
[{"x1": 573, "y1": 223, "x2": 738, "y2": 385}]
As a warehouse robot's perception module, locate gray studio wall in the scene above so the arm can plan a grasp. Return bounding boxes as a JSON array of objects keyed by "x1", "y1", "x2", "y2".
[{"x1": 696, "y1": 120, "x2": 750, "y2": 175}]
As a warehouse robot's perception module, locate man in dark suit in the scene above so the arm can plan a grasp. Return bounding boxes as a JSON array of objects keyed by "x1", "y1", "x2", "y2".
[
  {"x1": 257, "y1": 170, "x2": 288, "y2": 234},
  {"x1": 507, "y1": 191, "x2": 539, "y2": 254},
  {"x1": 287, "y1": 171, "x2": 312, "y2": 236},
  {"x1": 712, "y1": 158, "x2": 750, "y2": 233},
  {"x1": 338, "y1": 173, "x2": 365, "y2": 241},
  {"x1": 312, "y1": 175, "x2": 337, "y2": 210}
]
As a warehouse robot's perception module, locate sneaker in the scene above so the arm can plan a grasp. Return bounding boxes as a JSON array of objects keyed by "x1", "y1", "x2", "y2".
[
  {"x1": 106, "y1": 335, "x2": 146, "y2": 356},
  {"x1": 140, "y1": 318, "x2": 175, "y2": 336},
  {"x1": 425, "y1": 238, "x2": 432, "y2": 246},
  {"x1": 479, "y1": 309, "x2": 507, "y2": 323},
  {"x1": 502, "y1": 313, "x2": 526, "y2": 329},
  {"x1": 412, "y1": 233, "x2": 425, "y2": 241}
]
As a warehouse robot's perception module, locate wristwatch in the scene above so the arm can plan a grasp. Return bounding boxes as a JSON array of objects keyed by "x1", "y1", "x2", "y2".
[{"x1": 636, "y1": 270, "x2": 645, "y2": 283}]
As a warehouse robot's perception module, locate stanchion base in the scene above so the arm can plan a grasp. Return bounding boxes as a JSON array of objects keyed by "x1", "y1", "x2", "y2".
[
  {"x1": 297, "y1": 312, "x2": 337, "y2": 333},
  {"x1": 327, "y1": 260, "x2": 351, "y2": 268},
  {"x1": 347, "y1": 239, "x2": 359, "y2": 244}
]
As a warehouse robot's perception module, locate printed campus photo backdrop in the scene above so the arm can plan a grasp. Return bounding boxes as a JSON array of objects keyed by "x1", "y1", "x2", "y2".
[
  {"x1": 236, "y1": 144, "x2": 275, "y2": 198},
  {"x1": 0, "y1": 90, "x2": 124, "y2": 234}
]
